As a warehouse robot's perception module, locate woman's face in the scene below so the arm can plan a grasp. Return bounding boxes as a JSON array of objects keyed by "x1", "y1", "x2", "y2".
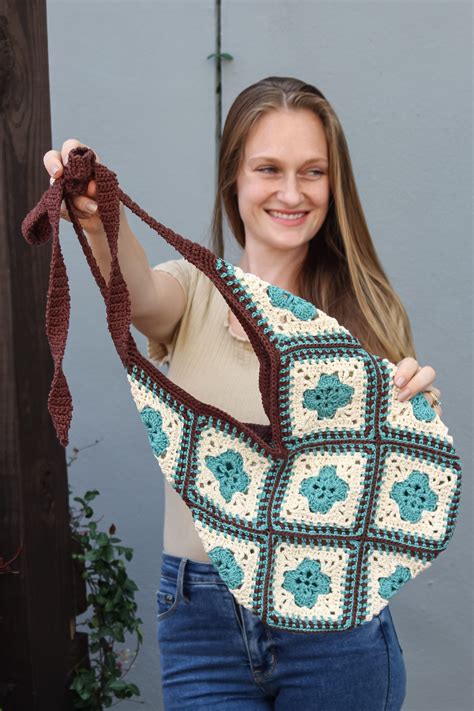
[{"x1": 236, "y1": 108, "x2": 330, "y2": 254}]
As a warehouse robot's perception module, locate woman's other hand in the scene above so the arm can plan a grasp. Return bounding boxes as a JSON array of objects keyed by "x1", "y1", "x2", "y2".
[{"x1": 394, "y1": 357, "x2": 442, "y2": 417}]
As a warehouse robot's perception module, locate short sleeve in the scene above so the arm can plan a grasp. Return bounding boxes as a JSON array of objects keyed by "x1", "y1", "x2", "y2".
[{"x1": 146, "y1": 258, "x2": 194, "y2": 368}]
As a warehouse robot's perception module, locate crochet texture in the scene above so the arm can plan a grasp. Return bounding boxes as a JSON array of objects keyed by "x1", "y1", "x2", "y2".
[{"x1": 22, "y1": 148, "x2": 462, "y2": 633}]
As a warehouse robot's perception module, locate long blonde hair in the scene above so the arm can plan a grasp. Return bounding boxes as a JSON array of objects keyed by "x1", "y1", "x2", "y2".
[{"x1": 209, "y1": 76, "x2": 416, "y2": 363}]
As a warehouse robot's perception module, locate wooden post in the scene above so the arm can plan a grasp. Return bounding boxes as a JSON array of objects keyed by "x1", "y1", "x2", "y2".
[{"x1": 0, "y1": 1, "x2": 87, "y2": 708}]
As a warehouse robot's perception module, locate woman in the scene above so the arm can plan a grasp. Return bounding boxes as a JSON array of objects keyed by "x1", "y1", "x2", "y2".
[{"x1": 44, "y1": 76, "x2": 442, "y2": 709}]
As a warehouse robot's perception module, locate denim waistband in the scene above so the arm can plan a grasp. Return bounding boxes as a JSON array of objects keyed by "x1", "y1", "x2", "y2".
[
  {"x1": 161, "y1": 551, "x2": 224, "y2": 584},
  {"x1": 160, "y1": 552, "x2": 391, "y2": 624}
]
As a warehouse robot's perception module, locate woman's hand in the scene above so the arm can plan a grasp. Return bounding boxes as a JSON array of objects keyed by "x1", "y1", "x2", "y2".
[
  {"x1": 43, "y1": 138, "x2": 106, "y2": 235},
  {"x1": 394, "y1": 357, "x2": 442, "y2": 417}
]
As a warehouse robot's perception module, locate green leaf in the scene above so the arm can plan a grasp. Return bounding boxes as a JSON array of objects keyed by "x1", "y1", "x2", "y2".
[
  {"x1": 108, "y1": 679, "x2": 129, "y2": 692},
  {"x1": 207, "y1": 51, "x2": 234, "y2": 61},
  {"x1": 96, "y1": 532, "x2": 109, "y2": 546}
]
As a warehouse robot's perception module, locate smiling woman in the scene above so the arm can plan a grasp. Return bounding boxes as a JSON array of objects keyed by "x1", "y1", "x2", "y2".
[{"x1": 34, "y1": 74, "x2": 451, "y2": 711}]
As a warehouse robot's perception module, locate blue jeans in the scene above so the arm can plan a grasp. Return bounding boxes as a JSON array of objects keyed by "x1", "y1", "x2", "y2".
[{"x1": 157, "y1": 553, "x2": 407, "y2": 710}]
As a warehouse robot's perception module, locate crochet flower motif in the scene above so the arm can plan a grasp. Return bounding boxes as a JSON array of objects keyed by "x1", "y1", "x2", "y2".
[
  {"x1": 378, "y1": 565, "x2": 412, "y2": 600},
  {"x1": 205, "y1": 449, "x2": 250, "y2": 503},
  {"x1": 139, "y1": 406, "x2": 169, "y2": 457},
  {"x1": 303, "y1": 373, "x2": 355, "y2": 419},
  {"x1": 299, "y1": 465, "x2": 349, "y2": 514},
  {"x1": 208, "y1": 546, "x2": 244, "y2": 589},
  {"x1": 282, "y1": 558, "x2": 331, "y2": 608},
  {"x1": 266, "y1": 284, "x2": 318, "y2": 321},
  {"x1": 410, "y1": 392, "x2": 436, "y2": 422},
  {"x1": 390, "y1": 470, "x2": 438, "y2": 523}
]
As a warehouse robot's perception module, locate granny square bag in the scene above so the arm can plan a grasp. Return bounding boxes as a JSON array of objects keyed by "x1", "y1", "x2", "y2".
[{"x1": 22, "y1": 147, "x2": 462, "y2": 633}]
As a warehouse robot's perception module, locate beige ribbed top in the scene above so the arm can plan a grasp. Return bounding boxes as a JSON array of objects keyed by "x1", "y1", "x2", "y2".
[{"x1": 146, "y1": 257, "x2": 270, "y2": 562}]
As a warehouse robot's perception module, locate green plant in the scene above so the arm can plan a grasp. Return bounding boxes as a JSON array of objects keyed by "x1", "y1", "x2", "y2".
[{"x1": 68, "y1": 482, "x2": 143, "y2": 709}]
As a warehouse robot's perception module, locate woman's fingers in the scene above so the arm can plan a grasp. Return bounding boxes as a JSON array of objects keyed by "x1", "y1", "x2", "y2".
[
  {"x1": 397, "y1": 364, "x2": 437, "y2": 401},
  {"x1": 60, "y1": 197, "x2": 98, "y2": 220},
  {"x1": 43, "y1": 149, "x2": 64, "y2": 178},
  {"x1": 393, "y1": 356, "x2": 419, "y2": 388},
  {"x1": 85, "y1": 178, "x2": 98, "y2": 199},
  {"x1": 393, "y1": 359, "x2": 442, "y2": 416}
]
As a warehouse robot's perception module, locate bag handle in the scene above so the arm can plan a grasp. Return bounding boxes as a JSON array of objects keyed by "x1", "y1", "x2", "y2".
[{"x1": 21, "y1": 147, "x2": 275, "y2": 446}]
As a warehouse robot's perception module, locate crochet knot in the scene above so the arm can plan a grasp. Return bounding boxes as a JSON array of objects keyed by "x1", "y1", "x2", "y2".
[
  {"x1": 20, "y1": 146, "x2": 98, "y2": 247},
  {"x1": 62, "y1": 145, "x2": 97, "y2": 197}
]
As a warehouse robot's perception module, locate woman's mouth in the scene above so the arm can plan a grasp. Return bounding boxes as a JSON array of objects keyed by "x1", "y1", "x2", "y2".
[{"x1": 265, "y1": 209, "x2": 309, "y2": 226}]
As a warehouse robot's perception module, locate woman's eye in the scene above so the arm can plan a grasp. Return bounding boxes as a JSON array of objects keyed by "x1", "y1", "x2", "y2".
[{"x1": 257, "y1": 167, "x2": 324, "y2": 176}]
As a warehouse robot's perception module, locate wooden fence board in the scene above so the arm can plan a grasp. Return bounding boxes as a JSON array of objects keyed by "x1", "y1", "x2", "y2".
[{"x1": 0, "y1": 2, "x2": 87, "y2": 708}]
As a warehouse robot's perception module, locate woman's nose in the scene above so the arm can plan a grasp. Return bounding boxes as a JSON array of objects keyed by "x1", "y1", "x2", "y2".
[{"x1": 277, "y1": 174, "x2": 304, "y2": 204}]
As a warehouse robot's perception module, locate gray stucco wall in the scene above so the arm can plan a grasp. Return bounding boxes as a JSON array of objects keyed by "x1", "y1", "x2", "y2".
[{"x1": 46, "y1": 1, "x2": 472, "y2": 709}]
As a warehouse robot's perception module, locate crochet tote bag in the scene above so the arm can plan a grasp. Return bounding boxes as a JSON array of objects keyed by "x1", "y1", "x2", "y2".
[{"x1": 22, "y1": 147, "x2": 462, "y2": 633}]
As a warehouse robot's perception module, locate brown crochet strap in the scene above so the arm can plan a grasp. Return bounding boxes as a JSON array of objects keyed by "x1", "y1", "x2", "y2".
[{"x1": 21, "y1": 147, "x2": 276, "y2": 446}]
